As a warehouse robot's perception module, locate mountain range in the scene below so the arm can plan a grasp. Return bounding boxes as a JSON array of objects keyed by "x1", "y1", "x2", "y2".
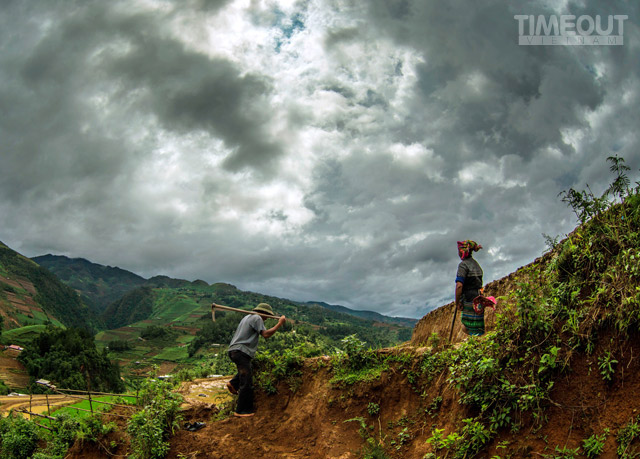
[
  {"x1": 1, "y1": 244, "x2": 415, "y2": 342},
  {"x1": 32, "y1": 253, "x2": 417, "y2": 329}
]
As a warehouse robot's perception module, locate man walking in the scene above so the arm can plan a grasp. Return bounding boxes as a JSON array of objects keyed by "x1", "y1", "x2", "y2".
[{"x1": 226, "y1": 303, "x2": 286, "y2": 417}]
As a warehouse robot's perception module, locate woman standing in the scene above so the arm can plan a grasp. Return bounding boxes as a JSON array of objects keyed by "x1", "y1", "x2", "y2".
[{"x1": 454, "y1": 240, "x2": 485, "y2": 336}]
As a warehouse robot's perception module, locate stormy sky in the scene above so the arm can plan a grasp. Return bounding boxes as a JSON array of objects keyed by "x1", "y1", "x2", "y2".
[{"x1": 1, "y1": 0, "x2": 638, "y2": 319}]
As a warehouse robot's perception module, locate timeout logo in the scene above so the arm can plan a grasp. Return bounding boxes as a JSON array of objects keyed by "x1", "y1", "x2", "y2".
[{"x1": 514, "y1": 14, "x2": 628, "y2": 45}]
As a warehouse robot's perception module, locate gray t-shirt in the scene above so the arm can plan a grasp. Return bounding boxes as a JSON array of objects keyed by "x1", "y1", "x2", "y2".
[
  {"x1": 455, "y1": 257, "x2": 484, "y2": 302},
  {"x1": 228, "y1": 314, "x2": 266, "y2": 358}
]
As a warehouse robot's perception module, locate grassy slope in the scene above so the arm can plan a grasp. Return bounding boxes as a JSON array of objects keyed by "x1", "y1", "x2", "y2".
[{"x1": 0, "y1": 242, "x2": 95, "y2": 332}]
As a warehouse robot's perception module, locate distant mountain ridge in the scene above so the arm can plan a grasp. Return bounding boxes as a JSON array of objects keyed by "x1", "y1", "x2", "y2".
[
  {"x1": 31, "y1": 255, "x2": 204, "y2": 313},
  {"x1": 32, "y1": 254, "x2": 148, "y2": 314},
  {"x1": 33, "y1": 254, "x2": 415, "y2": 327},
  {"x1": 305, "y1": 301, "x2": 417, "y2": 327}
]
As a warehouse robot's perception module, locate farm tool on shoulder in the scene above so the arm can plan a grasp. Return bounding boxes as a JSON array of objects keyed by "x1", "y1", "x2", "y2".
[{"x1": 211, "y1": 303, "x2": 282, "y2": 322}]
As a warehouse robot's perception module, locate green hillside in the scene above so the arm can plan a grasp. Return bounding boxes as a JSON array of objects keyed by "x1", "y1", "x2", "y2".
[
  {"x1": 31, "y1": 254, "x2": 416, "y2": 331},
  {"x1": 2, "y1": 249, "x2": 412, "y2": 379},
  {"x1": 0, "y1": 242, "x2": 95, "y2": 332},
  {"x1": 32, "y1": 254, "x2": 147, "y2": 314},
  {"x1": 22, "y1": 255, "x2": 412, "y2": 375}
]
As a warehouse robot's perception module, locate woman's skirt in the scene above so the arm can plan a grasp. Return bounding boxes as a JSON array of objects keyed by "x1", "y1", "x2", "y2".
[{"x1": 461, "y1": 301, "x2": 485, "y2": 336}]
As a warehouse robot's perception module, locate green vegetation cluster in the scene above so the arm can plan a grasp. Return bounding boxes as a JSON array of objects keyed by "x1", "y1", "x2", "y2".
[
  {"x1": 0, "y1": 394, "x2": 125, "y2": 459},
  {"x1": 18, "y1": 326, "x2": 125, "y2": 393},
  {"x1": 127, "y1": 374, "x2": 183, "y2": 459},
  {"x1": 188, "y1": 306, "x2": 409, "y2": 360},
  {"x1": 139, "y1": 325, "x2": 178, "y2": 342},
  {"x1": 7, "y1": 249, "x2": 413, "y2": 381}
]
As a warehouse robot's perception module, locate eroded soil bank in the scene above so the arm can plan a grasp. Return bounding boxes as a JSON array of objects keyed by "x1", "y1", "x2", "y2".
[{"x1": 66, "y1": 334, "x2": 640, "y2": 459}]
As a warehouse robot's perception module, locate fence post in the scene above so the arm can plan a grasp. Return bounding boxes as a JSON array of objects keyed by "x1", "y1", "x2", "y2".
[{"x1": 86, "y1": 372, "x2": 93, "y2": 415}]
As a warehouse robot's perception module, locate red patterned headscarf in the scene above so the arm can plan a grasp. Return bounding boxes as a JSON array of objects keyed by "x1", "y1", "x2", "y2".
[{"x1": 457, "y1": 240, "x2": 482, "y2": 260}]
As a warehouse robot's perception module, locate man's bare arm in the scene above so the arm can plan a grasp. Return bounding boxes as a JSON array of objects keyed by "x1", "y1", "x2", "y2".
[{"x1": 261, "y1": 316, "x2": 287, "y2": 339}]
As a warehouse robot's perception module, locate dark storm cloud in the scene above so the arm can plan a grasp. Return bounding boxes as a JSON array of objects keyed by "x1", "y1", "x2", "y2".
[
  {"x1": 360, "y1": 0, "x2": 634, "y2": 168},
  {"x1": 2, "y1": 0, "x2": 283, "y2": 186},
  {"x1": 1, "y1": 0, "x2": 638, "y2": 319},
  {"x1": 99, "y1": 24, "x2": 282, "y2": 172}
]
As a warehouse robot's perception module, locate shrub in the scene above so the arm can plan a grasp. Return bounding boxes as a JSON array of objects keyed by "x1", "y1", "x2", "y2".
[
  {"x1": 0, "y1": 414, "x2": 40, "y2": 459},
  {"x1": 127, "y1": 376, "x2": 183, "y2": 459}
]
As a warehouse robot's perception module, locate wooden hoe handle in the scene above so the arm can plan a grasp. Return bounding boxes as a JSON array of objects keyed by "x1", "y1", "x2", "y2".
[{"x1": 211, "y1": 303, "x2": 282, "y2": 322}]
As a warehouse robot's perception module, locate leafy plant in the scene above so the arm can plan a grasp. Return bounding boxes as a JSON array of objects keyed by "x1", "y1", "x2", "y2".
[
  {"x1": 425, "y1": 396, "x2": 443, "y2": 418},
  {"x1": 582, "y1": 429, "x2": 608, "y2": 458},
  {"x1": 548, "y1": 445, "x2": 580, "y2": 459},
  {"x1": 543, "y1": 233, "x2": 562, "y2": 253},
  {"x1": 367, "y1": 402, "x2": 380, "y2": 416},
  {"x1": 597, "y1": 351, "x2": 618, "y2": 382},
  {"x1": 345, "y1": 417, "x2": 389, "y2": 459},
  {"x1": 617, "y1": 416, "x2": 640, "y2": 458},
  {"x1": 606, "y1": 154, "x2": 631, "y2": 201},
  {"x1": 538, "y1": 346, "x2": 560, "y2": 374},
  {"x1": 489, "y1": 406, "x2": 512, "y2": 432},
  {"x1": 393, "y1": 427, "x2": 411, "y2": 450},
  {"x1": 128, "y1": 410, "x2": 170, "y2": 459},
  {"x1": 426, "y1": 428, "x2": 462, "y2": 454},
  {"x1": 426, "y1": 428, "x2": 446, "y2": 450},
  {"x1": 427, "y1": 332, "x2": 441, "y2": 349},
  {"x1": 457, "y1": 418, "x2": 492, "y2": 458}
]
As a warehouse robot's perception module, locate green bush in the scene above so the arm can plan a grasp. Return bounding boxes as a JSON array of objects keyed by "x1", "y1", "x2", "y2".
[
  {"x1": 0, "y1": 414, "x2": 40, "y2": 459},
  {"x1": 127, "y1": 376, "x2": 183, "y2": 459},
  {"x1": 254, "y1": 347, "x2": 305, "y2": 394},
  {"x1": 253, "y1": 331, "x2": 329, "y2": 393},
  {"x1": 329, "y1": 335, "x2": 388, "y2": 387}
]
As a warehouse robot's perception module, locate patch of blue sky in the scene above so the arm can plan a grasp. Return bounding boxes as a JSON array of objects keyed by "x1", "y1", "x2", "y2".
[{"x1": 273, "y1": 10, "x2": 306, "y2": 53}]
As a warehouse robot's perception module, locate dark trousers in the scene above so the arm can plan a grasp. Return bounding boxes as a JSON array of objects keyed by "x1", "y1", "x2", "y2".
[{"x1": 228, "y1": 350, "x2": 254, "y2": 414}]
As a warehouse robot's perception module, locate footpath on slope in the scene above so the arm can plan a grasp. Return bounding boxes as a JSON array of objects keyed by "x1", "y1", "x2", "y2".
[{"x1": 166, "y1": 354, "x2": 450, "y2": 459}]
